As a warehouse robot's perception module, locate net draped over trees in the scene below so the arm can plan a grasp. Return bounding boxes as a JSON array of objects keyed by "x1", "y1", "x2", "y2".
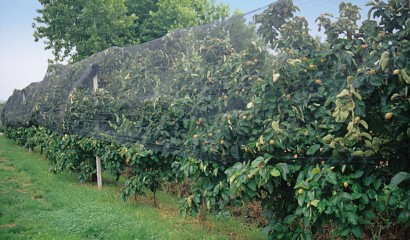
[{"x1": 2, "y1": 0, "x2": 409, "y2": 239}]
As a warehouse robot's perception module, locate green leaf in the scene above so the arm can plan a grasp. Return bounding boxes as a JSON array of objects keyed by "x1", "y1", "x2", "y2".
[
  {"x1": 265, "y1": 181, "x2": 273, "y2": 194},
  {"x1": 343, "y1": 192, "x2": 353, "y2": 201},
  {"x1": 345, "y1": 51, "x2": 354, "y2": 57},
  {"x1": 254, "y1": 97, "x2": 262, "y2": 104},
  {"x1": 390, "y1": 172, "x2": 410, "y2": 186},
  {"x1": 325, "y1": 171, "x2": 337, "y2": 185},
  {"x1": 397, "y1": 211, "x2": 409, "y2": 223},
  {"x1": 373, "y1": 178, "x2": 381, "y2": 190},
  {"x1": 247, "y1": 180, "x2": 257, "y2": 192},
  {"x1": 270, "y1": 168, "x2": 281, "y2": 177},
  {"x1": 351, "y1": 192, "x2": 362, "y2": 200},
  {"x1": 352, "y1": 226, "x2": 363, "y2": 238},
  {"x1": 339, "y1": 226, "x2": 350, "y2": 237},
  {"x1": 364, "y1": 210, "x2": 376, "y2": 220},
  {"x1": 364, "y1": 150, "x2": 375, "y2": 157},
  {"x1": 277, "y1": 163, "x2": 290, "y2": 181},
  {"x1": 307, "y1": 144, "x2": 320, "y2": 155},
  {"x1": 352, "y1": 90, "x2": 362, "y2": 100},
  {"x1": 351, "y1": 170, "x2": 364, "y2": 179},
  {"x1": 360, "y1": 193, "x2": 369, "y2": 205},
  {"x1": 298, "y1": 194, "x2": 305, "y2": 207},
  {"x1": 283, "y1": 215, "x2": 297, "y2": 224},
  {"x1": 364, "y1": 175, "x2": 375, "y2": 186},
  {"x1": 347, "y1": 211, "x2": 358, "y2": 225}
]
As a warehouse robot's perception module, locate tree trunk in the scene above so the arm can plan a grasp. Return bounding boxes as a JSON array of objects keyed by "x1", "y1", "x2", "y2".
[
  {"x1": 153, "y1": 190, "x2": 157, "y2": 208},
  {"x1": 198, "y1": 197, "x2": 207, "y2": 221},
  {"x1": 90, "y1": 173, "x2": 97, "y2": 182}
]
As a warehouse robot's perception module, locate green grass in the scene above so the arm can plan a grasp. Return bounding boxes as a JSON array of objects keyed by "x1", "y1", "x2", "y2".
[{"x1": 0, "y1": 134, "x2": 266, "y2": 240}]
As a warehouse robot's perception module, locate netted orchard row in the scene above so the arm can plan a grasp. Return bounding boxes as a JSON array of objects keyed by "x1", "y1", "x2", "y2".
[{"x1": 2, "y1": 0, "x2": 410, "y2": 239}]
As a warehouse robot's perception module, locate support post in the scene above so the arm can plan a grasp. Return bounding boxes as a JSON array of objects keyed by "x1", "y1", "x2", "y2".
[
  {"x1": 22, "y1": 89, "x2": 26, "y2": 104},
  {"x1": 96, "y1": 156, "x2": 102, "y2": 189},
  {"x1": 92, "y1": 65, "x2": 102, "y2": 189}
]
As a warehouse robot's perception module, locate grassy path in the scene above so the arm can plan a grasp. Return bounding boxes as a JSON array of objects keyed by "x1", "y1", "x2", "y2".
[{"x1": 0, "y1": 135, "x2": 266, "y2": 239}]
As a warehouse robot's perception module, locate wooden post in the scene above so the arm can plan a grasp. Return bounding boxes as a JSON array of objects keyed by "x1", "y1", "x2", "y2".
[
  {"x1": 93, "y1": 73, "x2": 98, "y2": 92},
  {"x1": 96, "y1": 156, "x2": 102, "y2": 189},
  {"x1": 22, "y1": 89, "x2": 26, "y2": 104},
  {"x1": 92, "y1": 65, "x2": 102, "y2": 189}
]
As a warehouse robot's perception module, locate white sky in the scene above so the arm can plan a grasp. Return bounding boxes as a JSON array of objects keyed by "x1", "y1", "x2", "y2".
[{"x1": 0, "y1": 0, "x2": 368, "y2": 102}]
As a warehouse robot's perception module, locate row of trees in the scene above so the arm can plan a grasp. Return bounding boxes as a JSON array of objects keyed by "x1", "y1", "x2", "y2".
[{"x1": 2, "y1": 0, "x2": 409, "y2": 239}]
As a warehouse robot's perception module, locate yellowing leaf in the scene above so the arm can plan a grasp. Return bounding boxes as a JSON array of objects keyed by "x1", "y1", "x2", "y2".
[
  {"x1": 359, "y1": 120, "x2": 368, "y2": 130},
  {"x1": 312, "y1": 168, "x2": 321, "y2": 175},
  {"x1": 229, "y1": 175, "x2": 236, "y2": 184},
  {"x1": 272, "y1": 73, "x2": 280, "y2": 83},
  {"x1": 347, "y1": 122, "x2": 354, "y2": 131},
  {"x1": 336, "y1": 89, "x2": 350, "y2": 98},
  {"x1": 270, "y1": 168, "x2": 281, "y2": 177},
  {"x1": 259, "y1": 135, "x2": 265, "y2": 145},
  {"x1": 360, "y1": 132, "x2": 372, "y2": 140},
  {"x1": 286, "y1": 58, "x2": 301, "y2": 66},
  {"x1": 187, "y1": 197, "x2": 192, "y2": 207},
  {"x1": 390, "y1": 93, "x2": 401, "y2": 101},
  {"x1": 402, "y1": 70, "x2": 410, "y2": 84},
  {"x1": 323, "y1": 134, "x2": 333, "y2": 144},
  {"x1": 124, "y1": 73, "x2": 130, "y2": 80},
  {"x1": 347, "y1": 76, "x2": 354, "y2": 85},
  {"x1": 380, "y1": 51, "x2": 389, "y2": 71},
  {"x1": 311, "y1": 199, "x2": 320, "y2": 208},
  {"x1": 271, "y1": 121, "x2": 280, "y2": 132},
  {"x1": 352, "y1": 151, "x2": 364, "y2": 157}
]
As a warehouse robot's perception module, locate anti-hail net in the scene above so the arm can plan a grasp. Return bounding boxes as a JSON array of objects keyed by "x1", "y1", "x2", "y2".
[{"x1": 4, "y1": 0, "x2": 403, "y2": 164}]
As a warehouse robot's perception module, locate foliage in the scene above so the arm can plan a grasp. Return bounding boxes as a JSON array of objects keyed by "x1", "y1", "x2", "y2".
[
  {"x1": 33, "y1": 0, "x2": 136, "y2": 63},
  {"x1": 137, "y1": 0, "x2": 229, "y2": 42},
  {"x1": 4, "y1": 0, "x2": 410, "y2": 239},
  {"x1": 224, "y1": 0, "x2": 410, "y2": 238},
  {"x1": 119, "y1": 144, "x2": 175, "y2": 207},
  {"x1": 0, "y1": 135, "x2": 266, "y2": 240},
  {"x1": 33, "y1": 0, "x2": 230, "y2": 63},
  {"x1": 174, "y1": 157, "x2": 231, "y2": 219}
]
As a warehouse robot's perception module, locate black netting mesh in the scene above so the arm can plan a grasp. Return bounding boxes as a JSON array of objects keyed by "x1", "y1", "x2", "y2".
[{"x1": 2, "y1": 0, "x2": 386, "y2": 164}]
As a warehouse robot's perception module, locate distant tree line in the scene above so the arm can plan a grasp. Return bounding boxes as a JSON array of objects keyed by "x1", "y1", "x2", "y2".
[{"x1": 33, "y1": 0, "x2": 230, "y2": 63}]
